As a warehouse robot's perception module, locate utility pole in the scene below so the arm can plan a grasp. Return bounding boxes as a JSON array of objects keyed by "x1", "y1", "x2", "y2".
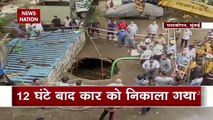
[{"x1": 69, "y1": 0, "x2": 73, "y2": 18}]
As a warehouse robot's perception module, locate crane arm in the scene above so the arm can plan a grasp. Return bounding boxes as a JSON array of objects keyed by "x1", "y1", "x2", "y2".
[{"x1": 158, "y1": 0, "x2": 213, "y2": 18}]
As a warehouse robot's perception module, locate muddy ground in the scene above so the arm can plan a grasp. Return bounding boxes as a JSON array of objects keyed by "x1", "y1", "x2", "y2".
[{"x1": 1, "y1": 0, "x2": 213, "y2": 120}]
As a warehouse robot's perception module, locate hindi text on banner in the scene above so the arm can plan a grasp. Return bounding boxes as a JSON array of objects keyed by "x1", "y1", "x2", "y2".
[{"x1": 34, "y1": 88, "x2": 51, "y2": 100}]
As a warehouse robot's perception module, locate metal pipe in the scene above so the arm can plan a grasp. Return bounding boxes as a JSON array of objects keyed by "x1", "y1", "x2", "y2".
[{"x1": 110, "y1": 56, "x2": 139, "y2": 78}]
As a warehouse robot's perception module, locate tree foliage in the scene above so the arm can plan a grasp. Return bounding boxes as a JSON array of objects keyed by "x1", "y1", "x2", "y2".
[
  {"x1": 83, "y1": 0, "x2": 100, "y2": 27},
  {"x1": 0, "y1": 17, "x2": 5, "y2": 33}
]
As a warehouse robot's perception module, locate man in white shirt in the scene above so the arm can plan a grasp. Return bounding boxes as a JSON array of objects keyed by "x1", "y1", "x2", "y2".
[
  {"x1": 152, "y1": 41, "x2": 163, "y2": 61},
  {"x1": 139, "y1": 46, "x2": 153, "y2": 65},
  {"x1": 32, "y1": 22, "x2": 43, "y2": 38},
  {"x1": 128, "y1": 21, "x2": 138, "y2": 35},
  {"x1": 154, "y1": 71, "x2": 173, "y2": 86},
  {"x1": 147, "y1": 21, "x2": 159, "y2": 36},
  {"x1": 181, "y1": 29, "x2": 192, "y2": 48},
  {"x1": 64, "y1": 16, "x2": 71, "y2": 28},
  {"x1": 108, "y1": 79, "x2": 124, "y2": 86},
  {"x1": 137, "y1": 36, "x2": 153, "y2": 51},
  {"x1": 142, "y1": 57, "x2": 160, "y2": 79},
  {"x1": 57, "y1": 76, "x2": 71, "y2": 86}
]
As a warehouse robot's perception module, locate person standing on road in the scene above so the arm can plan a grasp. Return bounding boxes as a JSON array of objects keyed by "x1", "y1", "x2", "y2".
[
  {"x1": 142, "y1": 57, "x2": 160, "y2": 79},
  {"x1": 64, "y1": 16, "x2": 71, "y2": 28},
  {"x1": 152, "y1": 41, "x2": 164, "y2": 61},
  {"x1": 128, "y1": 21, "x2": 138, "y2": 36},
  {"x1": 99, "y1": 107, "x2": 116, "y2": 120},
  {"x1": 99, "y1": 79, "x2": 123, "y2": 120},
  {"x1": 166, "y1": 42, "x2": 176, "y2": 59},
  {"x1": 159, "y1": 55, "x2": 172, "y2": 73},
  {"x1": 181, "y1": 29, "x2": 192, "y2": 48},
  {"x1": 125, "y1": 27, "x2": 136, "y2": 52},
  {"x1": 117, "y1": 19, "x2": 128, "y2": 30},
  {"x1": 138, "y1": 79, "x2": 155, "y2": 116},
  {"x1": 107, "y1": 19, "x2": 116, "y2": 40},
  {"x1": 116, "y1": 29, "x2": 127, "y2": 47},
  {"x1": 147, "y1": 21, "x2": 159, "y2": 36}
]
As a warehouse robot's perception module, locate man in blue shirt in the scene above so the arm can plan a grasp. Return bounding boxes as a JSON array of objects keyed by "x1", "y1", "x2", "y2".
[
  {"x1": 116, "y1": 29, "x2": 126, "y2": 47},
  {"x1": 107, "y1": 19, "x2": 116, "y2": 41}
]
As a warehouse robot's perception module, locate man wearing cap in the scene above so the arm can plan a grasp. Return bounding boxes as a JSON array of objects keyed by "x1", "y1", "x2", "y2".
[{"x1": 137, "y1": 36, "x2": 153, "y2": 51}]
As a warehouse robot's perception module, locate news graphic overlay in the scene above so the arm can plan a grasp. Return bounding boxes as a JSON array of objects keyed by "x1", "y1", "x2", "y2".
[
  {"x1": 17, "y1": 9, "x2": 40, "y2": 24},
  {"x1": 163, "y1": 22, "x2": 213, "y2": 29},
  {"x1": 12, "y1": 86, "x2": 201, "y2": 107}
]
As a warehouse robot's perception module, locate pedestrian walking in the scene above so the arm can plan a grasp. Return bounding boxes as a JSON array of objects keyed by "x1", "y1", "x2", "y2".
[
  {"x1": 181, "y1": 29, "x2": 192, "y2": 48},
  {"x1": 99, "y1": 107, "x2": 115, "y2": 120},
  {"x1": 125, "y1": 28, "x2": 136, "y2": 52}
]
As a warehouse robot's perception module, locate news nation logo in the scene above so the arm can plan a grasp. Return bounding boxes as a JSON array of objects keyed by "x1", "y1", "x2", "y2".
[{"x1": 17, "y1": 9, "x2": 40, "y2": 24}]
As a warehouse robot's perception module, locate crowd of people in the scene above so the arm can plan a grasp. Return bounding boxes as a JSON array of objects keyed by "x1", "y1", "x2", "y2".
[{"x1": 92, "y1": 18, "x2": 213, "y2": 88}]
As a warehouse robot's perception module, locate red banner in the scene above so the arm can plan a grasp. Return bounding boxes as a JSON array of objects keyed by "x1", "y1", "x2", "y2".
[
  {"x1": 12, "y1": 86, "x2": 201, "y2": 106},
  {"x1": 163, "y1": 22, "x2": 201, "y2": 29},
  {"x1": 17, "y1": 9, "x2": 40, "y2": 24}
]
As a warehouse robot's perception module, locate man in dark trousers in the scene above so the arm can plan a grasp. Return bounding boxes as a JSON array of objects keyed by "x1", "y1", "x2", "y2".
[
  {"x1": 99, "y1": 107, "x2": 115, "y2": 120},
  {"x1": 138, "y1": 79, "x2": 155, "y2": 115}
]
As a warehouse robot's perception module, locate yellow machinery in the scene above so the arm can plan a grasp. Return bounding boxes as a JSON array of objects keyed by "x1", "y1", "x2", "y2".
[
  {"x1": 134, "y1": 0, "x2": 213, "y2": 18},
  {"x1": 158, "y1": 0, "x2": 213, "y2": 18}
]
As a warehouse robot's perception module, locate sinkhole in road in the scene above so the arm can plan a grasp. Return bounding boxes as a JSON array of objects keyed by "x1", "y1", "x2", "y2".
[{"x1": 69, "y1": 58, "x2": 119, "y2": 80}]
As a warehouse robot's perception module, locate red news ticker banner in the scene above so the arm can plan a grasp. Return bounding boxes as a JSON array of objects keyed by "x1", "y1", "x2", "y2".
[
  {"x1": 12, "y1": 86, "x2": 201, "y2": 106},
  {"x1": 17, "y1": 9, "x2": 40, "y2": 24},
  {"x1": 163, "y1": 22, "x2": 201, "y2": 29}
]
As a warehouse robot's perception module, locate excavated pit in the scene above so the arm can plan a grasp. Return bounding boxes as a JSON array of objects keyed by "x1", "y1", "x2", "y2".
[{"x1": 70, "y1": 58, "x2": 119, "y2": 80}]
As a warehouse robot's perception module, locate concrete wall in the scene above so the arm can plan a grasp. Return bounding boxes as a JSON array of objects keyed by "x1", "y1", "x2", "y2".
[
  {"x1": 33, "y1": 6, "x2": 71, "y2": 24},
  {"x1": 0, "y1": 37, "x2": 8, "y2": 68},
  {"x1": 47, "y1": 31, "x2": 86, "y2": 82}
]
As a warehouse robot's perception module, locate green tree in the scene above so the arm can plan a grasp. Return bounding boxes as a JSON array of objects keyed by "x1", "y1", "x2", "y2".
[
  {"x1": 0, "y1": 17, "x2": 5, "y2": 33},
  {"x1": 83, "y1": 0, "x2": 100, "y2": 27}
]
